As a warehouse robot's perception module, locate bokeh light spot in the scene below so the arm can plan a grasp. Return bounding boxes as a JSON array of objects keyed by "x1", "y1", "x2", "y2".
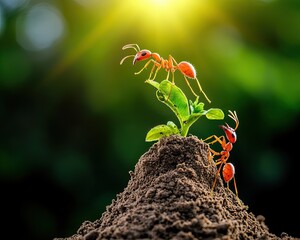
[
  {"x1": 16, "y1": 3, "x2": 66, "y2": 51},
  {"x1": 0, "y1": 5, "x2": 4, "y2": 35},
  {"x1": 0, "y1": 0, "x2": 28, "y2": 11}
]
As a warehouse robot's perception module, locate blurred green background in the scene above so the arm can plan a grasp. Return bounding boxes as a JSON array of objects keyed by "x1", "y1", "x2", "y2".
[{"x1": 0, "y1": 0, "x2": 299, "y2": 239}]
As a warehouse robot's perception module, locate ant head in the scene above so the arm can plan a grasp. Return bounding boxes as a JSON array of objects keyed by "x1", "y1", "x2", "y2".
[
  {"x1": 220, "y1": 123, "x2": 237, "y2": 144},
  {"x1": 133, "y1": 50, "x2": 152, "y2": 64}
]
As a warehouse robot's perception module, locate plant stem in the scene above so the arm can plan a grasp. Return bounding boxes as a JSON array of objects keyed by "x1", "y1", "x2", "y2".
[{"x1": 181, "y1": 123, "x2": 191, "y2": 137}]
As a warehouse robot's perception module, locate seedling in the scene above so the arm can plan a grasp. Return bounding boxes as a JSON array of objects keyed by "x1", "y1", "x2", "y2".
[
  {"x1": 145, "y1": 80, "x2": 224, "y2": 141},
  {"x1": 120, "y1": 43, "x2": 244, "y2": 204},
  {"x1": 120, "y1": 43, "x2": 211, "y2": 103},
  {"x1": 203, "y1": 110, "x2": 240, "y2": 203}
]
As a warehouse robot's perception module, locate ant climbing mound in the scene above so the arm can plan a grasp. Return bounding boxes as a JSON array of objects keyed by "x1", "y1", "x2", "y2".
[
  {"x1": 120, "y1": 43, "x2": 211, "y2": 103},
  {"x1": 204, "y1": 110, "x2": 240, "y2": 203}
]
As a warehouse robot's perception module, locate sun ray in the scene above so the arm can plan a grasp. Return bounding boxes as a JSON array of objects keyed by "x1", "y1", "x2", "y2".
[
  {"x1": 43, "y1": 2, "x2": 125, "y2": 84},
  {"x1": 42, "y1": 0, "x2": 219, "y2": 86}
]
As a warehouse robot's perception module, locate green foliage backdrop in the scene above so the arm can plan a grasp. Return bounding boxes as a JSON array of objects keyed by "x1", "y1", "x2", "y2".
[{"x1": 0, "y1": 0, "x2": 299, "y2": 239}]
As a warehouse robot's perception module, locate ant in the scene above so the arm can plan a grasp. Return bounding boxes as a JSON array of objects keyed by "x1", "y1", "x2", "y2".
[
  {"x1": 120, "y1": 43, "x2": 211, "y2": 103},
  {"x1": 203, "y1": 110, "x2": 240, "y2": 203}
]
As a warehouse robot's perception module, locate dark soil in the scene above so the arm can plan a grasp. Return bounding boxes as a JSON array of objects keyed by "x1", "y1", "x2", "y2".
[{"x1": 55, "y1": 135, "x2": 297, "y2": 240}]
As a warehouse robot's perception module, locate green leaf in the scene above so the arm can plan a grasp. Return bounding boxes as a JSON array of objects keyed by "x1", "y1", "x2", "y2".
[
  {"x1": 156, "y1": 90, "x2": 165, "y2": 102},
  {"x1": 146, "y1": 79, "x2": 225, "y2": 138},
  {"x1": 145, "y1": 79, "x2": 160, "y2": 89},
  {"x1": 205, "y1": 108, "x2": 224, "y2": 120},
  {"x1": 159, "y1": 80, "x2": 189, "y2": 117},
  {"x1": 183, "y1": 108, "x2": 224, "y2": 131},
  {"x1": 181, "y1": 106, "x2": 224, "y2": 137},
  {"x1": 158, "y1": 80, "x2": 190, "y2": 122},
  {"x1": 145, "y1": 121, "x2": 180, "y2": 142},
  {"x1": 189, "y1": 99, "x2": 205, "y2": 114},
  {"x1": 182, "y1": 111, "x2": 207, "y2": 136},
  {"x1": 147, "y1": 79, "x2": 189, "y2": 130}
]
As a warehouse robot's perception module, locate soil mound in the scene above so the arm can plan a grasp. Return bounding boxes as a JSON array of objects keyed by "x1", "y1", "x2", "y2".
[{"x1": 55, "y1": 135, "x2": 296, "y2": 240}]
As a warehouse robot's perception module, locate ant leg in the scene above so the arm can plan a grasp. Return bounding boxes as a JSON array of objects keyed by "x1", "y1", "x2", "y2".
[
  {"x1": 164, "y1": 70, "x2": 175, "y2": 101},
  {"x1": 203, "y1": 150, "x2": 219, "y2": 168},
  {"x1": 148, "y1": 64, "x2": 156, "y2": 80},
  {"x1": 150, "y1": 65, "x2": 161, "y2": 81},
  {"x1": 211, "y1": 162, "x2": 224, "y2": 194},
  {"x1": 204, "y1": 151, "x2": 213, "y2": 167},
  {"x1": 224, "y1": 176, "x2": 241, "y2": 205},
  {"x1": 135, "y1": 59, "x2": 154, "y2": 75},
  {"x1": 168, "y1": 57, "x2": 179, "y2": 97},
  {"x1": 202, "y1": 135, "x2": 213, "y2": 142},
  {"x1": 203, "y1": 135, "x2": 225, "y2": 146},
  {"x1": 164, "y1": 56, "x2": 176, "y2": 100},
  {"x1": 183, "y1": 75, "x2": 199, "y2": 98},
  {"x1": 170, "y1": 56, "x2": 204, "y2": 101},
  {"x1": 166, "y1": 70, "x2": 170, "y2": 81},
  {"x1": 232, "y1": 177, "x2": 241, "y2": 205},
  {"x1": 195, "y1": 77, "x2": 211, "y2": 103},
  {"x1": 214, "y1": 158, "x2": 224, "y2": 165},
  {"x1": 166, "y1": 56, "x2": 176, "y2": 83},
  {"x1": 204, "y1": 148, "x2": 223, "y2": 167},
  {"x1": 170, "y1": 56, "x2": 179, "y2": 69},
  {"x1": 172, "y1": 70, "x2": 175, "y2": 83},
  {"x1": 233, "y1": 177, "x2": 238, "y2": 197},
  {"x1": 209, "y1": 148, "x2": 221, "y2": 159},
  {"x1": 203, "y1": 135, "x2": 218, "y2": 143}
]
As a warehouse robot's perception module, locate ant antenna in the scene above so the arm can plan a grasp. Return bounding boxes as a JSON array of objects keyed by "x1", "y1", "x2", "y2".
[
  {"x1": 228, "y1": 110, "x2": 239, "y2": 131},
  {"x1": 120, "y1": 44, "x2": 141, "y2": 65},
  {"x1": 122, "y1": 43, "x2": 140, "y2": 52}
]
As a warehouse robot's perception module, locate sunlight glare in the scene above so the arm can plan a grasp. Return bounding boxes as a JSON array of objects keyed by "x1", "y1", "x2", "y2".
[
  {"x1": 148, "y1": 0, "x2": 171, "y2": 6},
  {"x1": 125, "y1": 0, "x2": 205, "y2": 45},
  {"x1": 134, "y1": 0, "x2": 192, "y2": 15}
]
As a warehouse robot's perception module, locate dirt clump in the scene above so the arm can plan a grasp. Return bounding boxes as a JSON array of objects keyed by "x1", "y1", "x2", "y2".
[{"x1": 55, "y1": 135, "x2": 296, "y2": 240}]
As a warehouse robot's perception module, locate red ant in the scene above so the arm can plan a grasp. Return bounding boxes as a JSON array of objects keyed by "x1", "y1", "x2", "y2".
[
  {"x1": 204, "y1": 110, "x2": 240, "y2": 203},
  {"x1": 120, "y1": 43, "x2": 211, "y2": 103}
]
